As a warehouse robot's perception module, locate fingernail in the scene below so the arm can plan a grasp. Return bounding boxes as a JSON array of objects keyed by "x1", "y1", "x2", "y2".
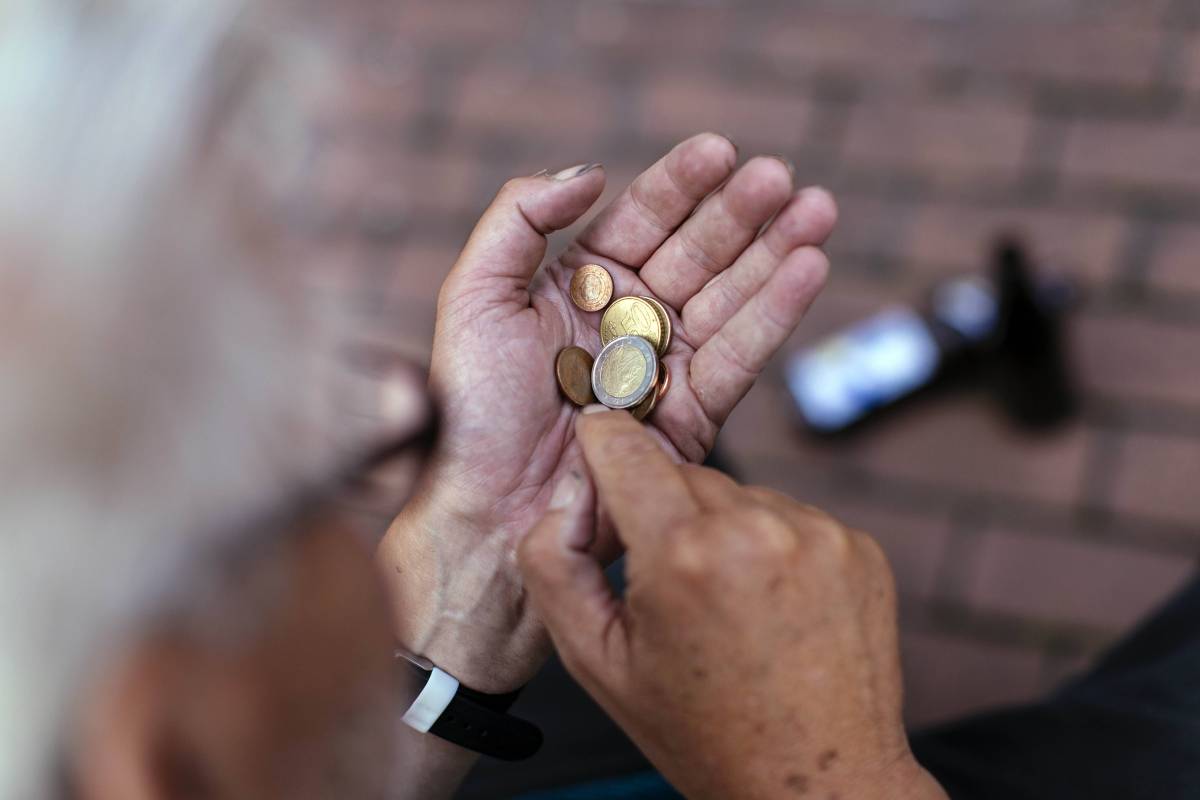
[
  {"x1": 767, "y1": 154, "x2": 796, "y2": 178},
  {"x1": 549, "y1": 470, "x2": 581, "y2": 511},
  {"x1": 553, "y1": 162, "x2": 602, "y2": 181},
  {"x1": 530, "y1": 168, "x2": 551, "y2": 178},
  {"x1": 581, "y1": 404, "x2": 608, "y2": 415}
]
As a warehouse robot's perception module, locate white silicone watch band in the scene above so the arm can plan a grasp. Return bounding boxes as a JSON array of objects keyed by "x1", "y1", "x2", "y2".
[{"x1": 401, "y1": 667, "x2": 460, "y2": 733}]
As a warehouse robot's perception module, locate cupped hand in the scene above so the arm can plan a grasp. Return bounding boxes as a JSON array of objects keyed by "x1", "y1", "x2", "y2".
[
  {"x1": 519, "y1": 410, "x2": 948, "y2": 800},
  {"x1": 379, "y1": 134, "x2": 837, "y2": 690}
]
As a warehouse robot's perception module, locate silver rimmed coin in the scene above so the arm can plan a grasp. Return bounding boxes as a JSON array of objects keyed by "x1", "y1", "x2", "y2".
[{"x1": 591, "y1": 335, "x2": 659, "y2": 410}]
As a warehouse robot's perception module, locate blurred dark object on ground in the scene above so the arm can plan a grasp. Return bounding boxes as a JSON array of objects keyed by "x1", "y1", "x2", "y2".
[{"x1": 787, "y1": 237, "x2": 1078, "y2": 437}]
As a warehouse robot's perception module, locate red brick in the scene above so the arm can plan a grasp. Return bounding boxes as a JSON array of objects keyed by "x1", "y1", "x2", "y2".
[
  {"x1": 759, "y1": 12, "x2": 939, "y2": 82},
  {"x1": 907, "y1": 203, "x2": 1126, "y2": 286},
  {"x1": 572, "y1": 3, "x2": 738, "y2": 62},
  {"x1": 825, "y1": 195, "x2": 922, "y2": 263},
  {"x1": 844, "y1": 399, "x2": 1092, "y2": 507},
  {"x1": 453, "y1": 66, "x2": 616, "y2": 142},
  {"x1": 1062, "y1": 121, "x2": 1200, "y2": 191},
  {"x1": 945, "y1": 23, "x2": 1162, "y2": 88},
  {"x1": 901, "y1": 631, "x2": 1044, "y2": 727},
  {"x1": 842, "y1": 97, "x2": 1032, "y2": 182},
  {"x1": 836, "y1": 506, "x2": 953, "y2": 603},
  {"x1": 965, "y1": 527, "x2": 1195, "y2": 630},
  {"x1": 1149, "y1": 224, "x2": 1200, "y2": 295},
  {"x1": 635, "y1": 72, "x2": 813, "y2": 153},
  {"x1": 313, "y1": 145, "x2": 484, "y2": 226},
  {"x1": 1184, "y1": 39, "x2": 1200, "y2": 92},
  {"x1": 384, "y1": 238, "x2": 464, "y2": 307},
  {"x1": 762, "y1": 14, "x2": 1161, "y2": 89},
  {"x1": 1073, "y1": 314, "x2": 1200, "y2": 408},
  {"x1": 1110, "y1": 433, "x2": 1200, "y2": 526}
]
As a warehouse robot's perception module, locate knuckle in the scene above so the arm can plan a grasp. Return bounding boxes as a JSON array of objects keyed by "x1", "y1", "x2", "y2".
[
  {"x1": 665, "y1": 538, "x2": 713, "y2": 581},
  {"x1": 798, "y1": 514, "x2": 853, "y2": 559},
  {"x1": 721, "y1": 507, "x2": 795, "y2": 558}
]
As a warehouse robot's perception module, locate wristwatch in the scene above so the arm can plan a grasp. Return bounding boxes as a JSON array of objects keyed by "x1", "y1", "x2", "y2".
[{"x1": 396, "y1": 649, "x2": 543, "y2": 761}]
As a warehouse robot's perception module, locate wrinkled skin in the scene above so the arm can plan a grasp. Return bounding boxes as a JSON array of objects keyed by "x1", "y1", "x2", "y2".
[
  {"x1": 378, "y1": 134, "x2": 838, "y2": 692},
  {"x1": 519, "y1": 410, "x2": 949, "y2": 800}
]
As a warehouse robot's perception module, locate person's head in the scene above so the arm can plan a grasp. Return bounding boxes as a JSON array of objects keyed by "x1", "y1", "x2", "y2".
[{"x1": 0, "y1": 1, "x2": 429, "y2": 797}]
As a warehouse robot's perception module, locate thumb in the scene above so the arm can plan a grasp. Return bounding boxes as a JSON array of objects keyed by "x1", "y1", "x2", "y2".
[
  {"x1": 519, "y1": 469, "x2": 625, "y2": 684},
  {"x1": 442, "y1": 165, "x2": 606, "y2": 304}
]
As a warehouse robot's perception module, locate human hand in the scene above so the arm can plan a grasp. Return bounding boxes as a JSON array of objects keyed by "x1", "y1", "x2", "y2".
[
  {"x1": 518, "y1": 409, "x2": 948, "y2": 800},
  {"x1": 378, "y1": 134, "x2": 837, "y2": 691}
]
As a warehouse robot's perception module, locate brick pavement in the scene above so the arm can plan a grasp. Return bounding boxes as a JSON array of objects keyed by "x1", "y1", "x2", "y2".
[{"x1": 313, "y1": 0, "x2": 1200, "y2": 749}]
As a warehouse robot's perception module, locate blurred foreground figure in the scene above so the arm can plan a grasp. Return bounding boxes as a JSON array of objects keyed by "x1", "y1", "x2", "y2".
[{"x1": 0, "y1": 1, "x2": 422, "y2": 796}]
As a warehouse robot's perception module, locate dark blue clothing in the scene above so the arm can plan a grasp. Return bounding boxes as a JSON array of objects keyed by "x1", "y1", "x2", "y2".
[{"x1": 495, "y1": 579, "x2": 1200, "y2": 800}]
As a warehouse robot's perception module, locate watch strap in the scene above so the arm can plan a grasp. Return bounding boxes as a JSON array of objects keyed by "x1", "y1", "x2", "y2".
[{"x1": 400, "y1": 659, "x2": 542, "y2": 761}]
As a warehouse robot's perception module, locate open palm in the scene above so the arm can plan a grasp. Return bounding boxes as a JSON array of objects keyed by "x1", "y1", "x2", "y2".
[{"x1": 382, "y1": 134, "x2": 836, "y2": 689}]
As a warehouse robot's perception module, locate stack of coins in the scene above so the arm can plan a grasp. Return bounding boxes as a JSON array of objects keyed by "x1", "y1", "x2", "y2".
[{"x1": 555, "y1": 264, "x2": 672, "y2": 421}]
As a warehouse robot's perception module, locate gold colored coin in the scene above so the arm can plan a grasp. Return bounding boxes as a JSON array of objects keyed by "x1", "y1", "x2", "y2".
[
  {"x1": 599, "y1": 297, "x2": 664, "y2": 351},
  {"x1": 555, "y1": 346, "x2": 595, "y2": 406},
  {"x1": 639, "y1": 295, "x2": 672, "y2": 355},
  {"x1": 569, "y1": 264, "x2": 614, "y2": 313}
]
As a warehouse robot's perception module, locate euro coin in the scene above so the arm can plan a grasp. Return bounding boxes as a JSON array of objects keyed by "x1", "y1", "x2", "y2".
[
  {"x1": 555, "y1": 346, "x2": 596, "y2": 406},
  {"x1": 639, "y1": 295, "x2": 672, "y2": 355},
  {"x1": 592, "y1": 335, "x2": 659, "y2": 410},
  {"x1": 569, "y1": 264, "x2": 614, "y2": 313},
  {"x1": 600, "y1": 297, "x2": 664, "y2": 352}
]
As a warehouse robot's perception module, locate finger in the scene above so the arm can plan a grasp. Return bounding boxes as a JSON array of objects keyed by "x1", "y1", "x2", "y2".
[
  {"x1": 575, "y1": 133, "x2": 737, "y2": 268},
  {"x1": 691, "y1": 246, "x2": 829, "y2": 423},
  {"x1": 441, "y1": 165, "x2": 606, "y2": 305},
  {"x1": 682, "y1": 187, "x2": 838, "y2": 344},
  {"x1": 638, "y1": 156, "x2": 794, "y2": 311},
  {"x1": 575, "y1": 408, "x2": 699, "y2": 548},
  {"x1": 518, "y1": 471, "x2": 625, "y2": 680},
  {"x1": 679, "y1": 464, "x2": 745, "y2": 510}
]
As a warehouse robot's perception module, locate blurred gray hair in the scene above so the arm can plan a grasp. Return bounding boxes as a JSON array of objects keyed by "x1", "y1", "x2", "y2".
[{"x1": 0, "y1": 0, "x2": 349, "y2": 794}]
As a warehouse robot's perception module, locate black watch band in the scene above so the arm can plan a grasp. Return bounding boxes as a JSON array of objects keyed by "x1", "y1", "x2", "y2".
[{"x1": 397, "y1": 652, "x2": 543, "y2": 761}]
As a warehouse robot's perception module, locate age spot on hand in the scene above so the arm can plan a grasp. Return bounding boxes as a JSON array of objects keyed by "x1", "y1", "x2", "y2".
[
  {"x1": 817, "y1": 748, "x2": 839, "y2": 771},
  {"x1": 784, "y1": 772, "x2": 809, "y2": 795}
]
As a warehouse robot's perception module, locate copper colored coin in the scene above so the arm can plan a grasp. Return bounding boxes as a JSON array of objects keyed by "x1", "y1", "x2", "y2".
[
  {"x1": 639, "y1": 295, "x2": 672, "y2": 356},
  {"x1": 631, "y1": 380, "x2": 660, "y2": 421},
  {"x1": 656, "y1": 363, "x2": 671, "y2": 402},
  {"x1": 569, "y1": 264, "x2": 614, "y2": 312},
  {"x1": 555, "y1": 346, "x2": 595, "y2": 406}
]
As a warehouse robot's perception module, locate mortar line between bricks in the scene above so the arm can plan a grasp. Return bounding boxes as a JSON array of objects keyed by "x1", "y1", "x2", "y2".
[
  {"x1": 1077, "y1": 428, "x2": 1126, "y2": 526},
  {"x1": 1017, "y1": 113, "x2": 1067, "y2": 200},
  {"x1": 930, "y1": 503, "x2": 991, "y2": 606},
  {"x1": 392, "y1": 120, "x2": 1200, "y2": 224},
  {"x1": 1111, "y1": 212, "x2": 1160, "y2": 298},
  {"x1": 743, "y1": 452, "x2": 1200, "y2": 556},
  {"x1": 822, "y1": 254, "x2": 1200, "y2": 327},
  {"x1": 1081, "y1": 397, "x2": 1200, "y2": 439},
  {"x1": 903, "y1": 599, "x2": 1118, "y2": 656}
]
